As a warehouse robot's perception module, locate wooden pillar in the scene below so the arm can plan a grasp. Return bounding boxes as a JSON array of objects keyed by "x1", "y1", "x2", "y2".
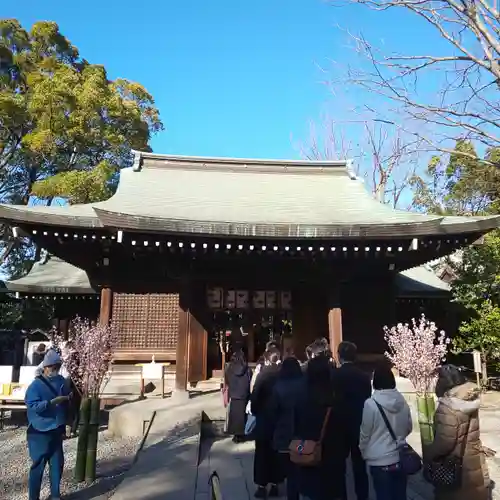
[
  {"x1": 178, "y1": 282, "x2": 209, "y2": 386},
  {"x1": 247, "y1": 325, "x2": 256, "y2": 363},
  {"x1": 187, "y1": 320, "x2": 208, "y2": 385},
  {"x1": 176, "y1": 305, "x2": 190, "y2": 393},
  {"x1": 177, "y1": 281, "x2": 211, "y2": 392},
  {"x1": 99, "y1": 287, "x2": 113, "y2": 326},
  {"x1": 59, "y1": 319, "x2": 69, "y2": 340},
  {"x1": 328, "y1": 288, "x2": 343, "y2": 364}
]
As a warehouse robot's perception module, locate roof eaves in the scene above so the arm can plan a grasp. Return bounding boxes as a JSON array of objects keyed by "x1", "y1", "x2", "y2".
[
  {"x1": 1, "y1": 284, "x2": 97, "y2": 295},
  {"x1": 0, "y1": 205, "x2": 101, "y2": 228},
  {"x1": 93, "y1": 209, "x2": 450, "y2": 238}
]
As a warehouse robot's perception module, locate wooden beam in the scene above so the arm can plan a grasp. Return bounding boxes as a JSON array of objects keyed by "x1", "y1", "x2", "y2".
[{"x1": 99, "y1": 287, "x2": 113, "y2": 325}]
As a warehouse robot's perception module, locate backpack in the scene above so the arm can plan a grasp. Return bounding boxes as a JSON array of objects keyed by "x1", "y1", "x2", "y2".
[{"x1": 289, "y1": 407, "x2": 331, "y2": 466}]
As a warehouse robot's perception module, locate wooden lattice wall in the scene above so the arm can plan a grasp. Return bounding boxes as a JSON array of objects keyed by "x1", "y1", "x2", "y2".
[{"x1": 112, "y1": 293, "x2": 179, "y2": 361}]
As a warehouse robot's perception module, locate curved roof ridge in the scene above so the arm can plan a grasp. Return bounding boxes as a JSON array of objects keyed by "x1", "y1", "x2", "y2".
[{"x1": 132, "y1": 150, "x2": 351, "y2": 168}]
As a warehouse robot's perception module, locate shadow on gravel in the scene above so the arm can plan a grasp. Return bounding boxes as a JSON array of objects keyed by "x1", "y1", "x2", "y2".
[
  {"x1": 65, "y1": 416, "x2": 203, "y2": 500},
  {"x1": 63, "y1": 454, "x2": 133, "y2": 500}
]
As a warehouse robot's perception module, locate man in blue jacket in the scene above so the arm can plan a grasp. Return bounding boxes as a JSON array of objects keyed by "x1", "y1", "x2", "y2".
[{"x1": 25, "y1": 349, "x2": 72, "y2": 500}]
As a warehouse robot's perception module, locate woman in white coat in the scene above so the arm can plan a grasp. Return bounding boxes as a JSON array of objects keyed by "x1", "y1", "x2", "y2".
[{"x1": 359, "y1": 364, "x2": 413, "y2": 500}]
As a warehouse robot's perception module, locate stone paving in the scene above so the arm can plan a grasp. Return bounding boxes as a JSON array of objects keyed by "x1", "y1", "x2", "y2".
[
  {"x1": 196, "y1": 392, "x2": 500, "y2": 500},
  {"x1": 196, "y1": 436, "x2": 433, "y2": 500},
  {"x1": 106, "y1": 388, "x2": 500, "y2": 499}
]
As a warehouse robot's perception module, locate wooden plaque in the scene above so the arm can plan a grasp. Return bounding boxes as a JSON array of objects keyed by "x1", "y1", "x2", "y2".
[
  {"x1": 207, "y1": 287, "x2": 223, "y2": 309},
  {"x1": 253, "y1": 291, "x2": 265, "y2": 309},
  {"x1": 225, "y1": 290, "x2": 236, "y2": 309},
  {"x1": 265, "y1": 291, "x2": 277, "y2": 309},
  {"x1": 280, "y1": 291, "x2": 292, "y2": 310},
  {"x1": 236, "y1": 290, "x2": 249, "y2": 309}
]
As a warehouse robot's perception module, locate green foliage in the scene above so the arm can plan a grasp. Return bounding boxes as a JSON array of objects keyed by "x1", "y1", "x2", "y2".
[
  {"x1": 453, "y1": 300, "x2": 500, "y2": 378},
  {"x1": 0, "y1": 20, "x2": 162, "y2": 196},
  {"x1": 450, "y1": 231, "x2": 500, "y2": 309},
  {"x1": 410, "y1": 140, "x2": 500, "y2": 215},
  {"x1": 31, "y1": 160, "x2": 117, "y2": 204},
  {"x1": 0, "y1": 297, "x2": 54, "y2": 330},
  {"x1": 0, "y1": 19, "x2": 163, "y2": 276}
]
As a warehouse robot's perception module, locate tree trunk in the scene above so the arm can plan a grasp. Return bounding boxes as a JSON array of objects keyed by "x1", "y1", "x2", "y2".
[
  {"x1": 85, "y1": 397, "x2": 101, "y2": 483},
  {"x1": 74, "y1": 398, "x2": 91, "y2": 482},
  {"x1": 416, "y1": 394, "x2": 436, "y2": 460}
]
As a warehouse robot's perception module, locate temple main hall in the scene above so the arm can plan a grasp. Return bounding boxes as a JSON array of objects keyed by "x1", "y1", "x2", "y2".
[{"x1": 1, "y1": 152, "x2": 498, "y2": 390}]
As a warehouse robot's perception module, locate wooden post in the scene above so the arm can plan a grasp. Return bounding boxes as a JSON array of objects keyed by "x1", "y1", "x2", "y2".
[
  {"x1": 59, "y1": 319, "x2": 69, "y2": 340},
  {"x1": 161, "y1": 366, "x2": 165, "y2": 399},
  {"x1": 99, "y1": 288, "x2": 113, "y2": 326},
  {"x1": 175, "y1": 306, "x2": 190, "y2": 394},
  {"x1": 328, "y1": 289, "x2": 343, "y2": 364}
]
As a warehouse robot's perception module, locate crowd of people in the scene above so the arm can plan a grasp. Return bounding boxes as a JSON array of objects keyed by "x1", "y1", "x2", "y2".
[{"x1": 223, "y1": 338, "x2": 492, "y2": 500}]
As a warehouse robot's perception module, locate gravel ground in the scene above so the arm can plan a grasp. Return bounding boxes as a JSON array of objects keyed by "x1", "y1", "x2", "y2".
[{"x1": 0, "y1": 424, "x2": 140, "y2": 500}]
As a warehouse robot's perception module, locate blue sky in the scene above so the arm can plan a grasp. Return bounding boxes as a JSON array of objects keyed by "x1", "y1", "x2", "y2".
[{"x1": 3, "y1": 0, "x2": 444, "y2": 161}]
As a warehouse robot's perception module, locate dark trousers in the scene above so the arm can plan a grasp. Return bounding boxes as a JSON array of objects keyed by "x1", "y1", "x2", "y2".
[
  {"x1": 339, "y1": 434, "x2": 369, "y2": 500},
  {"x1": 254, "y1": 439, "x2": 284, "y2": 486},
  {"x1": 350, "y1": 440, "x2": 369, "y2": 500},
  {"x1": 27, "y1": 426, "x2": 64, "y2": 500},
  {"x1": 278, "y1": 452, "x2": 299, "y2": 500},
  {"x1": 69, "y1": 390, "x2": 81, "y2": 435},
  {"x1": 370, "y1": 464, "x2": 407, "y2": 500}
]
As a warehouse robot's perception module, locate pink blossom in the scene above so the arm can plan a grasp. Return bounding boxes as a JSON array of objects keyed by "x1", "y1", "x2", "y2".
[
  {"x1": 384, "y1": 314, "x2": 449, "y2": 395},
  {"x1": 52, "y1": 317, "x2": 118, "y2": 398}
]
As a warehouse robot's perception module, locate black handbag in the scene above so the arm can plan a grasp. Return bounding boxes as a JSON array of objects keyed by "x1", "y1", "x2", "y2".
[
  {"x1": 424, "y1": 416, "x2": 471, "y2": 490},
  {"x1": 374, "y1": 400, "x2": 422, "y2": 475}
]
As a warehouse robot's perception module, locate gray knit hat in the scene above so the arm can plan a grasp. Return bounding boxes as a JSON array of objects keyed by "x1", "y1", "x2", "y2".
[{"x1": 42, "y1": 349, "x2": 62, "y2": 367}]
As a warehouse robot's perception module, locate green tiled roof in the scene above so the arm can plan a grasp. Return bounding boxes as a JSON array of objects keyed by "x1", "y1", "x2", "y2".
[
  {"x1": 1, "y1": 256, "x2": 95, "y2": 295},
  {"x1": 396, "y1": 266, "x2": 450, "y2": 297},
  {"x1": 0, "y1": 152, "x2": 498, "y2": 238}
]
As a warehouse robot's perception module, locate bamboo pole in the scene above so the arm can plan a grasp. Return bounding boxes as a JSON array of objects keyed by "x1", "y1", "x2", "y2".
[
  {"x1": 85, "y1": 397, "x2": 101, "y2": 483},
  {"x1": 74, "y1": 398, "x2": 91, "y2": 482},
  {"x1": 416, "y1": 394, "x2": 436, "y2": 459}
]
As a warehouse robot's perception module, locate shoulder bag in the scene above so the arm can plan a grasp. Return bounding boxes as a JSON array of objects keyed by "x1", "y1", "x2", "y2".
[
  {"x1": 424, "y1": 415, "x2": 471, "y2": 490},
  {"x1": 374, "y1": 400, "x2": 422, "y2": 475},
  {"x1": 36, "y1": 375, "x2": 60, "y2": 397},
  {"x1": 289, "y1": 407, "x2": 331, "y2": 467}
]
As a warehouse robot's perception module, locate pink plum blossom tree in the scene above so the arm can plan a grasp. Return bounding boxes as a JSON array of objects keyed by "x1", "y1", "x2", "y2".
[
  {"x1": 52, "y1": 317, "x2": 117, "y2": 397},
  {"x1": 384, "y1": 314, "x2": 450, "y2": 395}
]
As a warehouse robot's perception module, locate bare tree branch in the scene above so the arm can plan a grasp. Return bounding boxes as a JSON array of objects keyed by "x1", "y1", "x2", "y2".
[
  {"x1": 295, "y1": 116, "x2": 420, "y2": 208},
  {"x1": 328, "y1": 0, "x2": 500, "y2": 163}
]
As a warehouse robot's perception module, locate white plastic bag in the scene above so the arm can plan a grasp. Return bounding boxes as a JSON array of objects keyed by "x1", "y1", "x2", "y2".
[{"x1": 245, "y1": 414, "x2": 256, "y2": 435}]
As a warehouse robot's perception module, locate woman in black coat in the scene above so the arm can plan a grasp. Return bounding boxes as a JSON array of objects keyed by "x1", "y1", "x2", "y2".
[
  {"x1": 293, "y1": 355, "x2": 346, "y2": 500},
  {"x1": 270, "y1": 356, "x2": 304, "y2": 500},
  {"x1": 251, "y1": 348, "x2": 283, "y2": 498},
  {"x1": 224, "y1": 351, "x2": 252, "y2": 443}
]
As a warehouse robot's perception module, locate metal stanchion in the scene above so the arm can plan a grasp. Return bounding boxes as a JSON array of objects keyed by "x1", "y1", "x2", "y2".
[{"x1": 208, "y1": 471, "x2": 223, "y2": 500}]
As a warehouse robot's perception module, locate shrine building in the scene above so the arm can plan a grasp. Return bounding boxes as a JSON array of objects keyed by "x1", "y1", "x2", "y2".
[{"x1": 0, "y1": 152, "x2": 498, "y2": 391}]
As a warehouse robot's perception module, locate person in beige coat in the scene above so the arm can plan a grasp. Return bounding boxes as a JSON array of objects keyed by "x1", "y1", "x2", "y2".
[{"x1": 426, "y1": 364, "x2": 491, "y2": 500}]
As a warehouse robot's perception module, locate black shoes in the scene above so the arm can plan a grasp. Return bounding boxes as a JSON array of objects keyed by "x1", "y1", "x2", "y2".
[
  {"x1": 268, "y1": 484, "x2": 279, "y2": 497},
  {"x1": 254, "y1": 484, "x2": 279, "y2": 498},
  {"x1": 254, "y1": 486, "x2": 267, "y2": 498}
]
